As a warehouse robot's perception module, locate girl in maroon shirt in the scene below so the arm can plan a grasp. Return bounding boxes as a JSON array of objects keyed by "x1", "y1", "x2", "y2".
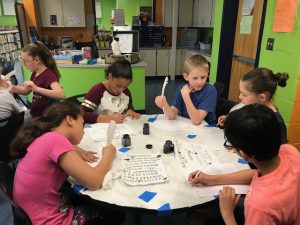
[{"x1": 12, "y1": 41, "x2": 65, "y2": 118}]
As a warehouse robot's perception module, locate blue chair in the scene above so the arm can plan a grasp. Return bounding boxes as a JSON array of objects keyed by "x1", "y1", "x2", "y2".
[{"x1": 0, "y1": 162, "x2": 32, "y2": 225}]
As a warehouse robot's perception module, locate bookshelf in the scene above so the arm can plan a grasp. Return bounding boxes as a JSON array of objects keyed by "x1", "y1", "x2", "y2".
[{"x1": 0, "y1": 30, "x2": 21, "y2": 61}]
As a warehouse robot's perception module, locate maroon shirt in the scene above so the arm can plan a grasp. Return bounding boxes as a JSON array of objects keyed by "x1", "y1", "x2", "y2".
[
  {"x1": 30, "y1": 69, "x2": 59, "y2": 118},
  {"x1": 82, "y1": 83, "x2": 133, "y2": 123}
]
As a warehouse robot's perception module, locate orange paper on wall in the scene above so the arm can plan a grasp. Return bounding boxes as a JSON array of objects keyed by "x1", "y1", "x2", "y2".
[{"x1": 273, "y1": 0, "x2": 297, "y2": 32}]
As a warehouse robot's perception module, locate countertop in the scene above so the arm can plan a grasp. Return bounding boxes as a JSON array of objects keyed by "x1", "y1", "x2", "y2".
[{"x1": 57, "y1": 61, "x2": 147, "y2": 67}]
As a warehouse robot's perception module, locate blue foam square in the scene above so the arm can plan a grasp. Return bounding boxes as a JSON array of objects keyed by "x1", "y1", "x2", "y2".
[
  {"x1": 158, "y1": 203, "x2": 171, "y2": 215},
  {"x1": 204, "y1": 124, "x2": 215, "y2": 128},
  {"x1": 138, "y1": 191, "x2": 157, "y2": 202},
  {"x1": 238, "y1": 158, "x2": 248, "y2": 164},
  {"x1": 187, "y1": 134, "x2": 197, "y2": 139},
  {"x1": 72, "y1": 184, "x2": 87, "y2": 195},
  {"x1": 147, "y1": 117, "x2": 157, "y2": 123},
  {"x1": 119, "y1": 147, "x2": 130, "y2": 153}
]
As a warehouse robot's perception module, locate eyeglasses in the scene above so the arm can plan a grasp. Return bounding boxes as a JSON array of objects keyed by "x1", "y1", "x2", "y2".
[
  {"x1": 223, "y1": 138, "x2": 234, "y2": 150},
  {"x1": 19, "y1": 56, "x2": 34, "y2": 64}
]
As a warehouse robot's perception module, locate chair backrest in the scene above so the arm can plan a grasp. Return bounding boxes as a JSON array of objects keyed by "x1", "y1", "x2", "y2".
[
  {"x1": 64, "y1": 93, "x2": 86, "y2": 105},
  {"x1": 0, "y1": 111, "x2": 24, "y2": 162},
  {"x1": 0, "y1": 162, "x2": 32, "y2": 225}
]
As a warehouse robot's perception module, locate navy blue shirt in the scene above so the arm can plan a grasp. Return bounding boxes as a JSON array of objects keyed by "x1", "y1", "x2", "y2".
[
  {"x1": 275, "y1": 110, "x2": 287, "y2": 144},
  {"x1": 172, "y1": 83, "x2": 217, "y2": 125}
]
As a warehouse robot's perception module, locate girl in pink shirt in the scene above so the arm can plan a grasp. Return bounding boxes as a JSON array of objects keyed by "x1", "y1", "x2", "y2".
[{"x1": 11, "y1": 102, "x2": 124, "y2": 225}]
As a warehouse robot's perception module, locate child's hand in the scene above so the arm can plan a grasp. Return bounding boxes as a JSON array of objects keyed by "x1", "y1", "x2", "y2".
[
  {"x1": 155, "y1": 96, "x2": 167, "y2": 109},
  {"x1": 111, "y1": 113, "x2": 126, "y2": 123},
  {"x1": 23, "y1": 81, "x2": 38, "y2": 91},
  {"x1": 77, "y1": 149, "x2": 98, "y2": 163},
  {"x1": 188, "y1": 171, "x2": 214, "y2": 186},
  {"x1": 125, "y1": 109, "x2": 140, "y2": 120},
  {"x1": 102, "y1": 144, "x2": 116, "y2": 162},
  {"x1": 218, "y1": 115, "x2": 227, "y2": 126},
  {"x1": 181, "y1": 84, "x2": 192, "y2": 96},
  {"x1": 219, "y1": 187, "x2": 240, "y2": 223}
]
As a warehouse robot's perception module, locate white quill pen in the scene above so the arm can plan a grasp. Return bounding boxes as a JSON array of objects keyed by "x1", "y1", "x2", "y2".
[
  {"x1": 4, "y1": 70, "x2": 16, "y2": 79},
  {"x1": 106, "y1": 120, "x2": 117, "y2": 146},
  {"x1": 161, "y1": 76, "x2": 169, "y2": 98}
]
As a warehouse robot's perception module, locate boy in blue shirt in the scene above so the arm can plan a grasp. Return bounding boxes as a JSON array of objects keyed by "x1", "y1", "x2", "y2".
[{"x1": 155, "y1": 54, "x2": 217, "y2": 125}]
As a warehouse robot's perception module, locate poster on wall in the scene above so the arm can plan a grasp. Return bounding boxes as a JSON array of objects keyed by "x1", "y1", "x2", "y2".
[
  {"x1": 273, "y1": 0, "x2": 297, "y2": 32},
  {"x1": 3, "y1": 0, "x2": 16, "y2": 15}
]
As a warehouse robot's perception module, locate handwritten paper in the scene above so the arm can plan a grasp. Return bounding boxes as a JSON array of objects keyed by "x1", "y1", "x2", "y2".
[
  {"x1": 242, "y1": 0, "x2": 255, "y2": 15},
  {"x1": 174, "y1": 141, "x2": 220, "y2": 178},
  {"x1": 240, "y1": 15, "x2": 253, "y2": 34},
  {"x1": 87, "y1": 123, "x2": 135, "y2": 142},
  {"x1": 121, "y1": 153, "x2": 168, "y2": 186}
]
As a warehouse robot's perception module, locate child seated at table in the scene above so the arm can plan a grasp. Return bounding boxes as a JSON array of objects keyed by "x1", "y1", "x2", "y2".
[
  {"x1": 155, "y1": 54, "x2": 217, "y2": 125},
  {"x1": 12, "y1": 102, "x2": 125, "y2": 225},
  {"x1": 217, "y1": 68, "x2": 289, "y2": 144},
  {"x1": 82, "y1": 59, "x2": 140, "y2": 123},
  {"x1": 189, "y1": 104, "x2": 300, "y2": 225}
]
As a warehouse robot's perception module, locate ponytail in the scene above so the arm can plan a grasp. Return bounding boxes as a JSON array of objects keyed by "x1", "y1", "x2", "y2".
[
  {"x1": 274, "y1": 72, "x2": 289, "y2": 87},
  {"x1": 11, "y1": 102, "x2": 82, "y2": 159}
]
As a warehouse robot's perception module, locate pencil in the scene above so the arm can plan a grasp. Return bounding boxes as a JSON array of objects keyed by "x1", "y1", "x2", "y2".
[{"x1": 195, "y1": 170, "x2": 201, "y2": 178}]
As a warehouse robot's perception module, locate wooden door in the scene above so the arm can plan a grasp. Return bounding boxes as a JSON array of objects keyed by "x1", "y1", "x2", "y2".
[
  {"x1": 15, "y1": 3, "x2": 29, "y2": 47},
  {"x1": 228, "y1": 0, "x2": 265, "y2": 102}
]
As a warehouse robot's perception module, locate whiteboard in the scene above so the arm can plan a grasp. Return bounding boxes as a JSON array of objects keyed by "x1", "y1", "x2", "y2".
[{"x1": 3, "y1": 0, "x2": 16, "y2": 15}]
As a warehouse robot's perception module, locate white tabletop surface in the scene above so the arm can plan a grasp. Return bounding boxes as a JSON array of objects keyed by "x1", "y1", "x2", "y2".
[{"x1": 74, "y1": 115, "x2": 249, "y2": 212}]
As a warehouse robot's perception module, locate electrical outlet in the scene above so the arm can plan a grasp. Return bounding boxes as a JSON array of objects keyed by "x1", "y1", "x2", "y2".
[{"x1": 266, "y1": 38, "x2": 274, "y2": 51}]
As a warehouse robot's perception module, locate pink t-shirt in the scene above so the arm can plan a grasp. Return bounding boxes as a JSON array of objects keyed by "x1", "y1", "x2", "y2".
[
  {"x1": 245, "y1": 144, "x2": 300, "y2": 225},
  {"x1": 13, "y1": 132, "x2": 75, "y2": 225}
]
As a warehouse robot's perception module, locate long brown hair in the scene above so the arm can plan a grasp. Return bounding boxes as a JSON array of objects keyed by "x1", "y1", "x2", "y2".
[
  {"x1": 22, "y1": 41, "x2": 61, "y2": 78},
  {"x1": 11, "y1": 102, "x2": 82, "y2": 159}
]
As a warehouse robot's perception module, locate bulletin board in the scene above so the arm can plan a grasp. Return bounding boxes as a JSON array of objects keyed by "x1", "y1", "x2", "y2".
[{"x1": 3, "y1": 0, "x2": 16, "y2": 15}]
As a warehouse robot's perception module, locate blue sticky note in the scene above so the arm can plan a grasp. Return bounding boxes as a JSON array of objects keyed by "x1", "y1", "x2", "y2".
[
  {"x1": 158, "y1": 203, "x2": 171, "y2": 215},
  {"x1": 72, "y1": 184, "x2": 87, "y2": 195},
  {"x1": 213, "y1": 195, "x2": 219, "y2": 200},
  {"x1": 204, "y1": 124, "x2": 215, "y2": 128},
  {"x1": 138, "y1": 191, "x2": 157, "y2": 202},
  {"x1": 148, "y1": 117, "x2": 157, "y2": 122},
  {"x1": 119, "y1": 147, "x2": 130, "y2": 153},
  {"x1": 238, "y1": 158, "x2": 248, "y2": 164},
  {"x1": 187, "y1": 134, "x2": 197, "y2": 139}
]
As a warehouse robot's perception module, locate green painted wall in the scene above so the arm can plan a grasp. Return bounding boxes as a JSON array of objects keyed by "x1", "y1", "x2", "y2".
[
  {"x1": 22, "y1": 65, "x2": 146, "y2": 110},
  {"x1": 258, "y1": 1, "x2": 300, "y2": 128},
  {"x1": 95, "y1": 0, "x2": 152, "y2": 30},
  {"x1": 0, "y1": 0, "x2": 17, "y2": 25}
]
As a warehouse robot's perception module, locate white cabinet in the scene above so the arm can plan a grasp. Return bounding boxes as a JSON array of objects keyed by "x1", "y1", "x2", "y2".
[
  {"x1": 162, "y1": 0, "x2": 173, "y2": 27},
  {"x1": 193, "y1": 0, "x2": 215, "y2": 27},
  {"x1": 156, "y1": 49, "x2": 170, "y2": 76},
  {"x1": 38, "y1": 0, "x2": 86, "y2": 27},
  {"x1": 140, "y1": 49, "x2": 156, "y2": 77},
  {"x1": 162, "y1": 0, "x2": 193, "y2": 27},
  {"x1": 178, "y1": 0, "x2": 193, "y2": 27}
]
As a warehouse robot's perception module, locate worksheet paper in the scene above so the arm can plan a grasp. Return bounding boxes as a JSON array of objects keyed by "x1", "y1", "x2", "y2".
[
  {"x1": 121, "y1": 153, "x2": 168, "y2": 186},
  {"x1": 150, "y1": 118, "x2": 192, "y2": 132},
  {"x1": 87, "y1": 123, "x2": 135, "y2": 142},
  {"x1": 174, "y1": 141, "x2": 220, "y2": 178},
  {"x1": 192, "y1": 163, "x2": 250, "y2": 197}
]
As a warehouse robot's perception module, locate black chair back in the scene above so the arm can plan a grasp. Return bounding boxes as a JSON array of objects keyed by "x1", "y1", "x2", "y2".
[
  {"x1": 0, "y1": 111, "x2": 24, "y2": 162},
  {"x1": 64, "y1": 93, "x2": 86, "y2": 105},
  {"x1": 0, "y1": 162, "x2": 32, "y2": 225}
]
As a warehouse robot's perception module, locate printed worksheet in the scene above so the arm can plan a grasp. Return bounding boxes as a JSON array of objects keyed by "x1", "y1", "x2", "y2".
[
  {"x1": 87, "y1": 123, "x2": 135, "y2": 142},
  {"x1": 174, "y1": 141, "x2": 220, "y2": 178},
  {"x1": 121, "y1": 153, "x2": 168, "y2": 186}
]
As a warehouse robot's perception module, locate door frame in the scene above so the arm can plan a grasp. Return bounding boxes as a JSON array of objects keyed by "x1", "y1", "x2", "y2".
[{"x1": 216, "y1": 0, "x2": 267, "y2": 98}]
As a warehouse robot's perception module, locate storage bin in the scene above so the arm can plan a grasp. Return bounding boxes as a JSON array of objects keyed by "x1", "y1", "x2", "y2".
[{"x1": 199, "y1": 42, "x2": 211, "y2": 50}]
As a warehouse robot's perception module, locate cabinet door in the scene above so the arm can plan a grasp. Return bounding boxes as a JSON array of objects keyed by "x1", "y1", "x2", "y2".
[
  {"x1": 210, "y1": 0, "x2": 216, "y2": 27},
  {"x1": 196, "y1": 0, "x2": 213, "y2": 27},
  {"x1": 192, "y1": 0, "x2": 199, "y2": 27},
  {"x1": 38, "y1": 0, "x2": 64, "y2": 27},
  {"x1": 179, "y1": 0, "x2": 193, "y2": 27},
  {"x1": 156, "y1": 49, "x2": 169, "y2": 77},
  {"x1": 163, "y1": 0, "x2": 173, "y2": 27},
  {"x1": 62, "y1": 0, "x2": 86, "y2": 27},
  {"x1": 140, "y1": 49, "x2": 156, "y2": 77}
]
